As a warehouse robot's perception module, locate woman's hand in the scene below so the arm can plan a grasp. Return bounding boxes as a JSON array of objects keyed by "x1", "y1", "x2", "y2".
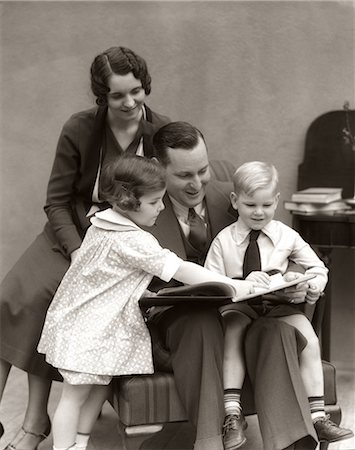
[{"x1": 70, "y1": 249, "x2": 80, "y2": 264}]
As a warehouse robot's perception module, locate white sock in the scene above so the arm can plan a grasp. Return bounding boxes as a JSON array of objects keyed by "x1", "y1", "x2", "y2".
[{"x1": 75, "y1": 433, "x2": 90, "y2": 449}]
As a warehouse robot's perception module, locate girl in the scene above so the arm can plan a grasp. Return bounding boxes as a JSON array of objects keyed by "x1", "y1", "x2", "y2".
[{"x1": 37, "y1": 155, "x2": 254, "y2": 450}]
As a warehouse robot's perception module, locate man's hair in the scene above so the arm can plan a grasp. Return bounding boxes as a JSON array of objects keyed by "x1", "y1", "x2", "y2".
[
  {"x1": 153, "y1": 121, "x2": 206, "y2": 166},
  {"x1": 90, "y1": 46, "x2": 151, "y2": 106},
  {"x1": 99, "y1": 155, "x2": 166, "y2": 211},
  {"x1": 232, "y1": 161, "x2": 279, "y2": 196}
]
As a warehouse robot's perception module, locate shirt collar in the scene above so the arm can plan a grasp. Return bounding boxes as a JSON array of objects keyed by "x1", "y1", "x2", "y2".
[
  {"x1": 91, "y1": 208, "x2": 140, "y2": 232},
  {"x1": 169, "y1": 196, "x2": 205, "y2": 223},
  {"x1": 232, "y1": 219, "x2": 278, "y2": 246}
]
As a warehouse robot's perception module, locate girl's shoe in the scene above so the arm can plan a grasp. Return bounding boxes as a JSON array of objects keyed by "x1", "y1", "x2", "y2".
[
  {"x1": 5, "y1": 421, "x2": 51, "y2": 450},
  {"x1": 0, "y1": 421, "x2": 4, "y2": 438}
]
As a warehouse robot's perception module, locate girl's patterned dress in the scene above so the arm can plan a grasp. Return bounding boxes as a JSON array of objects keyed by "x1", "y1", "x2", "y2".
[{"x1": 37, "y1": 209, "x2": 182, "y2": 383}]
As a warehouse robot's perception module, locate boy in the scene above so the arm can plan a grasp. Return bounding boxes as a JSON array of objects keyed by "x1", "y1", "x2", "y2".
[{"x1": 205, "y1": 161, "x2": 354, "y2": 449}]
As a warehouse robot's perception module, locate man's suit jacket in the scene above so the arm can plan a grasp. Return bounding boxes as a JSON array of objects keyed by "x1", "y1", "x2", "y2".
[{"x1": 146, "y1": 179, "x2": 237, "y2": 291}]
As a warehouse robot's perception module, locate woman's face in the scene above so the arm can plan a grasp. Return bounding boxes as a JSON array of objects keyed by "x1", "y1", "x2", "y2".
[{"x1": 106, "y1": 72, "x2": 146, "y2": 122}]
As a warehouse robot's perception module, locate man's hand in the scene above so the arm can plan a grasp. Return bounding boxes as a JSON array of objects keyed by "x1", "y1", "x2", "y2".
[{"x1": 275, "y1": 271, "x2": 308, "y2": 304}]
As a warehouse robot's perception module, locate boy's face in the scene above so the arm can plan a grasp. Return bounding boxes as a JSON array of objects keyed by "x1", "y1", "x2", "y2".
[{"x1": 230, "y1": 187, "x2": 280, "y2": 230}]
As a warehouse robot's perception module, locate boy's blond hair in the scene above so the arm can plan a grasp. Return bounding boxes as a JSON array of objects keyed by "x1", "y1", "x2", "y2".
[{"x1": 232, "y1": 161, "x2": 279, "y2": 196}]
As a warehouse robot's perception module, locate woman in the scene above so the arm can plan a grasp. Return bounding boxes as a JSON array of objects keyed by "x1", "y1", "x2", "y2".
[{"x1": 0, "y1": 46, "x2": 169, "y2": 450}]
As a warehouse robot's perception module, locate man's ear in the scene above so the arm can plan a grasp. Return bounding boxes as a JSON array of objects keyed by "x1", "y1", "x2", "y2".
[
  {"x1": 230, "y1": 191, "x2": 238, "y2": 210},
  {"x1": 151, "y1": 156, "x2": 159, "y2": 164}
]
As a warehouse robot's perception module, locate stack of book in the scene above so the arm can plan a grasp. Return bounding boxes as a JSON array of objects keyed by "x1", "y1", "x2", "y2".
[{"x1": 284, "y1": 187, "x2": 351, "y2": 215}]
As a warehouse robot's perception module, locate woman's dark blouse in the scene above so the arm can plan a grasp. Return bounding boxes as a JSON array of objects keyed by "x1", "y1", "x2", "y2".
[{"x1": 44, "y1": 106, "x2": 170, "y2": 258}]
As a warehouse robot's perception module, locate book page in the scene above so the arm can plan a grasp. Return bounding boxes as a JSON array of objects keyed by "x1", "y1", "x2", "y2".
[{"x1": 234, "y1": 273, "x2": 316, "y2": 301}]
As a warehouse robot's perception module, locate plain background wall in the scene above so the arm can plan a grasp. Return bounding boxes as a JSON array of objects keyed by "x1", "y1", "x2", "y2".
[{"x1": 0, "y1": 0, "x2": 354, "y2": 281}]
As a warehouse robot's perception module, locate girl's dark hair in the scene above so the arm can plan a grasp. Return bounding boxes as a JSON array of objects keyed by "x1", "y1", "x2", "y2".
[
  {"x1": 90, "y1": 46, "x2": 152, "y2": 106},
  {"x1": 99, "y1": 155, "x2": 166, "y2": 211},
  {"x1": 153, "y1": 121, "x2": 206, "y2": 167}
]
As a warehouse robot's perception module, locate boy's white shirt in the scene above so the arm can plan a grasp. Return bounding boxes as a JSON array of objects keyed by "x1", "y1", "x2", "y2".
[{"x1": 205, "y1": 219, "x2": 328, "y2": 293}]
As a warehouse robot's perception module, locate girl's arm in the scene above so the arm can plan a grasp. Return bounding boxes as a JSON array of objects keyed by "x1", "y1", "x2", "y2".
[{"x1": 173, "y1": 260, "x2": 254, "y2": 300}]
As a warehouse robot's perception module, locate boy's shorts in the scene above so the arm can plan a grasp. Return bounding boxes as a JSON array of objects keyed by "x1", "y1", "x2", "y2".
[
  {"x1": 220, "y1": 296, "x2": 306, "y2": 320},
  {"x1": 59, "y1": 369, "x2": 112, "y2": 385}
]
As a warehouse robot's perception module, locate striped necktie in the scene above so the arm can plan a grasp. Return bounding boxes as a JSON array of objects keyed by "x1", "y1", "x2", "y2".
[{"x1": 188, "y1": 208, "x2": 207, "y2": 253}]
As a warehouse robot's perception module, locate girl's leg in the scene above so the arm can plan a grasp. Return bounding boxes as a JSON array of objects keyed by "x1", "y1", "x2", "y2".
[
  {"x1": 277, "y1": 314, "x2": 323, "y2": 398},
  {"x1": 53, "y1": 382, "x2": 92, "y2": 449},
  {"x1": 75, "y1": 384, "x2": 109, "y2": 449}
]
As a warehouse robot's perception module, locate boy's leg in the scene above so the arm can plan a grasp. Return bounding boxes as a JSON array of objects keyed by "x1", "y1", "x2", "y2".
[
  {"x1": 53, "y1": 381, "x2": 93, "y2": 449},
  {"x1": 277, "y1": 314, "x2": 323, "y2": 400},
  {"x1": 223, "y1": 312, "x2": 252, "y2": 390},
  {"x1": 222, "y1": 312, "x2": 252, "y2": 450},
  {"x1": 277, "y1": 314, "x2": 354, "y2": 443}
]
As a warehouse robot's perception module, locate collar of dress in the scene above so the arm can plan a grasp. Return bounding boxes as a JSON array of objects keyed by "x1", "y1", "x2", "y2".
[{"x1": 90, "y1": 208, "x2": 140, "y2": 232}]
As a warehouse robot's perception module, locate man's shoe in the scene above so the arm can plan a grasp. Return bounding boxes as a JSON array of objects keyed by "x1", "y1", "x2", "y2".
[
  {"x1": 222, "y1": 413, "x2": 248, "y2": 449},
  {"x1": 313, "y1": 415, "x2": 354, "y2": 443}
]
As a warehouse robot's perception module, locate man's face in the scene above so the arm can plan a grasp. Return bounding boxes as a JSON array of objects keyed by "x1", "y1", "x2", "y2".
[{"x1": 164, "y1": 137, "x2": 211, "y2": 208}]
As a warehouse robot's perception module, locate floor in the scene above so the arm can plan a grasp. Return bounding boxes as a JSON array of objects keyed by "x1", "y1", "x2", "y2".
[{"x1": 1, "y1": 249, "x2": 354, "y2": 450}]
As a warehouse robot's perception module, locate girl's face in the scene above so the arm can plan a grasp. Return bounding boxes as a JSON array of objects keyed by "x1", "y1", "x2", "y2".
[
  {"x1": 230, "y1": 187, "x2": 280, "y2": 230},
  {"x1": 125, "y1": 189, "x2": 166, "y2": 227},
  {"x1": 106, "y1": 72, "x2": 146, "y2": 122}
]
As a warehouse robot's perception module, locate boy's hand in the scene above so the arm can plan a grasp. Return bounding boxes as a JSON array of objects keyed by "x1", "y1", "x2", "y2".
[
  {"x1": 305, "y1": 283, "x2": 322, "y2": 304},
  {"x1": 246, "y1": 271, "x2": 271, "y2": 289},
  {"x1": 276, "y1": 271, "x2": 307, "y2": 304}
]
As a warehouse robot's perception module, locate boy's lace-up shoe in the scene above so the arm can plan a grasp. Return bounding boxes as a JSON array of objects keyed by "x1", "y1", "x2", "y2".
[
  {"x1": 313, "y1": 414, "x2": 354, "y2": 442},
  {"x1": 222, "y1": 413, "x2": 248, "y2": 449}
]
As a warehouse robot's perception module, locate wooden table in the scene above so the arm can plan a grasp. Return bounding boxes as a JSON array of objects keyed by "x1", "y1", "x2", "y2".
[{"x1": 292, "y1": 212, "x2": 355, "y2": 361}]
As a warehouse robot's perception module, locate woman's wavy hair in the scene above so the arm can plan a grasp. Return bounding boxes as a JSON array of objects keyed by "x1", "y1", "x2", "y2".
[
  {"x1": 90, "y1": 46, "x2": 152, "y2": 106},
  {"x1": 99, "y1": 155, "x2": 166, "y2": 211}
]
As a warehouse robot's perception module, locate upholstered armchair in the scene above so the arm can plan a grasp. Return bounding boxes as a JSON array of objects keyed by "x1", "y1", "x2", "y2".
[{"x1": 110, "y1": 160, "x2": 341, "y2": 450}]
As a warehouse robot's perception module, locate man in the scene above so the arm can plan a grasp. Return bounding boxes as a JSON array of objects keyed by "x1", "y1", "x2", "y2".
[{"x1": 143, "y1": 121, "x2": 318, "y2": 450}]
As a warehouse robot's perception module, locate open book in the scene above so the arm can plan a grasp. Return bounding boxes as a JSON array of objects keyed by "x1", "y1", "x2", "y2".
[{"x1": 139, "y1": 274, "x2": 316, "y2": 307}]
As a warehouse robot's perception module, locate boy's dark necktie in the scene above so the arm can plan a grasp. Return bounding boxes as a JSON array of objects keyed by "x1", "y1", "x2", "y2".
[
  {"x1": 243, "y1": 230, "x2": 261, "y2": 278},
  {"x1": 188, "y1": 208, "x2": 207, "y2": 252}
]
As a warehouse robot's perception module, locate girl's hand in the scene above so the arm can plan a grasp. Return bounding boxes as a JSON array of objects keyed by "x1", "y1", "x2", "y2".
[
  {"x1": 245, "y1": 271, "x2": 271, "y2": 289},
  {"x1": 305, "y1": 283, "x2": 322, "y2": 304},
  {"x1": 143, "y1": 289, "x2": 157, "y2": 297},
  {"x1": 231, "y1": 280, "x2": 255, "y2": 301}
]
